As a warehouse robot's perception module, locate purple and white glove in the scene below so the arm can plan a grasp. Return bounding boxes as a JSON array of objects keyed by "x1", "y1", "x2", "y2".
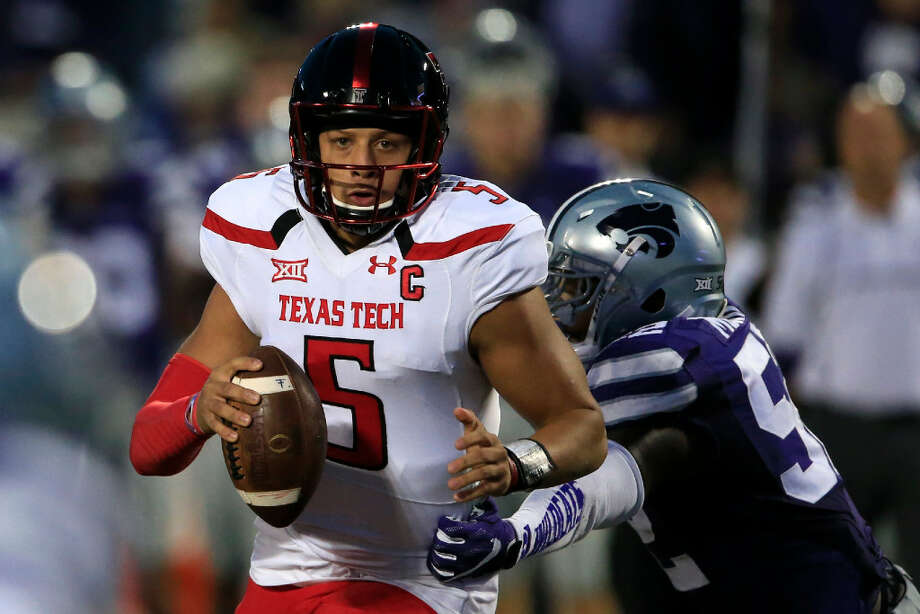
[{"x1": 427, "y1": 498, "x2": 522, "y2": 583}]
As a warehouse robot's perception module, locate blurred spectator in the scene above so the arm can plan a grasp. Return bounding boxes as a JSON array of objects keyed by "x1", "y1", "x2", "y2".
[
  {"x1": 130, "y1": 437, "x2": 256, "y2": 614},
  {"x1": 862, "y1": 0, "x2": 920, "y2": 81},
  {"x1": 581, "y1": 64, "x2": 666, "y2": 179},
  {"x1": 626, "y1": 0, "x2": 742, "y2": 162},
  {"x1": 538, "y1": 0, "x2": 634, "y2": 83},
  {"x1": 0, "y1": 138, "x2": 49, "y2": 243},
  {"x1": 0, "y1": 423, "x2": 132, "y2": 614},
  {"x1": 442, "y1": 9, "x2": 608, "y2": 225},
  {"x1": 2, "y1": 0, "x2": 167, "y2": 81},
  {"x1": 0, "y1": 195, "x2": 142, "y2": 613},
  {"x1": 236, "y1": 38, "x2": 303, "y2": 170},
  {"x1": 684, "y1": 158, "x2": 767, "y2": 314},
  {"x1": 762, "y1": 77, "x2": 920, "y2": 579},
  {"x1": 144, "y1": 25, "x2": 253, "y2": 343},
  {"x1": 36, "y1": 52, "x2": 165, "y2": 378},
  {"x1": 786, "y1": 0, "x2": 876, "y2": 88}
]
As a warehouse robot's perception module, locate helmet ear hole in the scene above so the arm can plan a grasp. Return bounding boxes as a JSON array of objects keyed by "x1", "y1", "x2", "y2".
[{"x1": 640, "y1": 289, "x2": 666, "y2": 313}]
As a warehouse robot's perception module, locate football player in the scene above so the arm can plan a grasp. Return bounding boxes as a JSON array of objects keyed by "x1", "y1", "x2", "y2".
[
  {"x1": 427, "y1": 179, "x2": 920, "y2": 613},
  {"x1": 129, "y1": 23, "x2": 607, "y2": 614}
]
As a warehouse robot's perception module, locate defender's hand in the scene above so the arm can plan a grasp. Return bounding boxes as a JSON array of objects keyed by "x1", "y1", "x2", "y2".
[
  {"x1": 427, "y1": 498, "x2": 522, "y2": 583},
  {"x1": 196, "y1": 356, "x2": 263, "y2": 441},
  {"x1": 447, "y1": 408, "x2": 511, "y2": 502}
]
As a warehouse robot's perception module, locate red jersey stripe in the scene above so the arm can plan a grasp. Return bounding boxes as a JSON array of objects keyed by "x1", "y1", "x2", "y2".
[
  {"x1": 352, "y1": 23, "x2": 378, "y2": 89},
  {"x1": 202, "y1": 209, "x2": 277, "y2": 249},
  {"x1": 405, "y1": 224, "x2": 514, "y2": 260}
]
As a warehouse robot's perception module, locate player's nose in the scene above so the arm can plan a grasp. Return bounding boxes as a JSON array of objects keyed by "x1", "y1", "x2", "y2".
[{"x1": 350, "y1": 144, "x2": 379, "y2": 175}]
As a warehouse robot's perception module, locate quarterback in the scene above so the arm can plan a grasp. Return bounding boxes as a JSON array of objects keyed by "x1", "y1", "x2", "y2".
[
  {"x1": 129, "y1": 23, "x2": 606, "y2": 614},
  {"x1": 428, "y1": 179, "x2": 920, "y2": 613}
]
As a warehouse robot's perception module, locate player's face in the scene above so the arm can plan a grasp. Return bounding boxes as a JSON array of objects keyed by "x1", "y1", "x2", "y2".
[
  {"x1": 840, "y1": 102, "x2": 908, "y2": 171},
  {"x1": 555, "y1": 277, "x2": 595, "y2": 342},
  {"x1": 318, "y1": 128, "x2": 412, "y2": 209}
]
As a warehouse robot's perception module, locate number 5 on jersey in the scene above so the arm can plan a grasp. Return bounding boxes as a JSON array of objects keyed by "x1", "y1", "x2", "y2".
[
  {"x1": 304, "y1": 336, "x2": 387, "y2": 470},
  {"x1": 733, "y1": 328, "x2": 838, "y2": 503}
]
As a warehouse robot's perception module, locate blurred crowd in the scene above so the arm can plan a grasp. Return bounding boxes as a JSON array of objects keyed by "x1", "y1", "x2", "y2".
[{"x1": 3, "y1": 1, "x2": 920, "y2": 613}]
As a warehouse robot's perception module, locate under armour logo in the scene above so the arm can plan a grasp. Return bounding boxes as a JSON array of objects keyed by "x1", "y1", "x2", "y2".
[
  {"x1": 694, "y1": 277, "x2": 713, "y2": 291},
  {"x1": 271, "y1": 258, "x2": 309, "y2": 283},
  {"x1": 369, "y1": 255, "x2": 397, "y2": 275}
]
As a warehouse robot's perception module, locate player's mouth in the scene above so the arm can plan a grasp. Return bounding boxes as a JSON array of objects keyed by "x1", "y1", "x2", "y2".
[
  {"x1": 346, "y1": 185, "x2": 386, "y2": 207},
  {"x1": 328, "y1": 184, "x2": 396, "y2": 211}
]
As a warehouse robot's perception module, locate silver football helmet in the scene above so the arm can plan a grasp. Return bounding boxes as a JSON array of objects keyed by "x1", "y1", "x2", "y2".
[{"x1": 543, "y1": 179, "x2": 726, "y2": 361}]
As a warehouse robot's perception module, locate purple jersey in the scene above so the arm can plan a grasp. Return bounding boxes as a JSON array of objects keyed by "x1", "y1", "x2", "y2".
[{"x1": 589, "y1": 301, "x2": 887, "y2": 604}]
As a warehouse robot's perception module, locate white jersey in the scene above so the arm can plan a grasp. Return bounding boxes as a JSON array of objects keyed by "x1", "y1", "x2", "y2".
[{"x1": 199, "y1": 166, "x2": 546, "y2": 613}]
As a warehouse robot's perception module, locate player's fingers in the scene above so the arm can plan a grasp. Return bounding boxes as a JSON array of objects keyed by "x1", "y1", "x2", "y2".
[
  {"x1": 453, "y1": 485, "x2": 483, "y2": 502},
  {"x1": 452, "y1": 469, "x2": 506, "y2": 501},
  {"x1": 453, "y1": 407, "x2": 479, "y2": 432},
  {"x1": 215, "y1": 380, "x2": 262, "y2": 406},
  {"x1": 447, "y1": 454, "x2": 473, "y2": 475},
  {"x1": 448, "y1": 461, "x2": 506, "y2": 492},
  {"x1": 447, "y1": 468, "x2": 482, "y2": 493},
  {"x1": 448, "y1": 445, "x2": 506, "y2": 474},
  {"x1": 454, "y1": 428, "x2": 493, "y2": 451},
  {"x1": 212, "y1": 356, "x2": 263, "y2": 380},
  {"x1": 202, "y1": 398, "x2": 252, "y2": 431},
  {"x1": 202, "y1": 406, "x2": 243, "y2": 442}
]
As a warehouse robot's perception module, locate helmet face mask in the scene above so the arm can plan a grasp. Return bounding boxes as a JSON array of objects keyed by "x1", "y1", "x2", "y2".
[
  {"x1": 543, "y1": 251, "x2": 607, "y2": 333},
  {"x1": 289, "y1": 24, "x2": 449, "y2": 230},
  {"x1": 543, "y1": 179, "x2": 726, "y2": 360}
]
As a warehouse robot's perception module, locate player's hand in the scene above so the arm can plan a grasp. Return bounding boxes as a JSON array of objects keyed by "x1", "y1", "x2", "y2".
[
  {"x1": 447, "y1": 407, "x2": 511, "y2": 502},
  {"x1": 427, "y1": 498, "x2": 522, "y2": 583},
  {"x1": 196, "y1": 356, "x2": 263, "y2": 442}
]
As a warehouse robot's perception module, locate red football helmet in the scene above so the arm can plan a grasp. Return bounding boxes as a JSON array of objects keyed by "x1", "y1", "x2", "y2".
[{"x1": 289, "y1": 23, "x2": 450, "y2": 232}]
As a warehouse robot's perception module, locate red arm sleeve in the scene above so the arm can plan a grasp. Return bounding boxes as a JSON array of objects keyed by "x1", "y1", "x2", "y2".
[{"x1": 129, "y1": 353, "x2": 212, "y2": 476}]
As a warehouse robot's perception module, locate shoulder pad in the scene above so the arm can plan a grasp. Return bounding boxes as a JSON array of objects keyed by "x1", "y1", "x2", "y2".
[
  {"x1": 432, "y1": 175, "x2": 535, "y2": 225},
  {"x1": 598, "y1": 320, "x2": 681, "y2": 362},
  {"x1": 203, "y1": 166, "x2": 301, "y2": 250},
  {"x1": 398, "y1": 175, "x2": 543, "y2": 259},
  {"x1": 670, "y1": 303, "x2": 748, "y2": 346},
  {"x1": 590, "y1": 321, "x2": 700, "y2": 426}
]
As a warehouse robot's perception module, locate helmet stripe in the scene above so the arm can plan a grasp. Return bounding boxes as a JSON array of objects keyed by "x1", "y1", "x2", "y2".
[{"x1": 351, "y1": 22, "x2": 378, "y2": 89}]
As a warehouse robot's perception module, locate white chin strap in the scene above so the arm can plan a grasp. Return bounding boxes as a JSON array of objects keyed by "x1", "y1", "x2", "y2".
[{"x1": 329, "y1": 192, "x2": 395, "y2": 211}]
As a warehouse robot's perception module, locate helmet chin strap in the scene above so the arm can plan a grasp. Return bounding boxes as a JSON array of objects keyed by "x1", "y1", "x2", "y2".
[{"x1": 328, "y1": 191, "x2": 395, "y2": 211}]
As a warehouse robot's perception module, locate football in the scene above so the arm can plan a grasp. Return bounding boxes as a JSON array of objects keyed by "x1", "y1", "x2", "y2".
[{"x1": 221, "y1": 345, "x2": 327, "y2": 528}]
